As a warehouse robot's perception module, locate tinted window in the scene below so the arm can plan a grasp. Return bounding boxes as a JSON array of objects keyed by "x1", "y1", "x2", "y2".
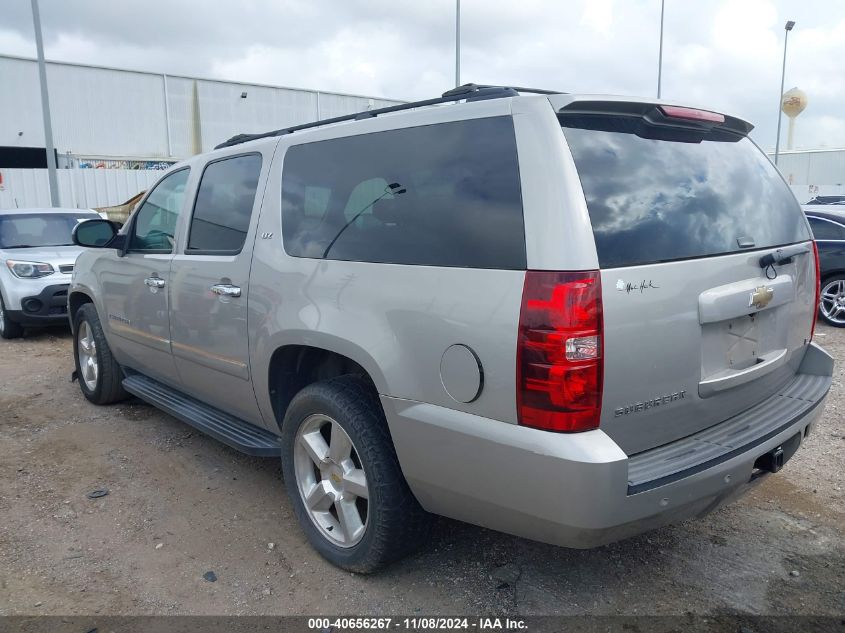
[
  {"x1": 0, "y1": 213, "x2": 99, "y2": 249},
  {"x1": 187, "y1": 154, "x2": 262, "y2": 253},
  {"x1": 281, "y1": 117, "x2": 525, "y2": 269},
  {"x1": 130, "y1": 169, "x2": 190, "y2": 252},
  {"x1": 560, "y1": 115, "x2": 811, "y2": 268},
  {"x1": 808, "y1": 216, "x2": 845, "y2": 241}
]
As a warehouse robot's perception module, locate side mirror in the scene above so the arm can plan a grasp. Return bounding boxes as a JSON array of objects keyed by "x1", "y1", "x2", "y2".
[{"x1": 73, "y1": 219, "x2": 120, "y2": 248}]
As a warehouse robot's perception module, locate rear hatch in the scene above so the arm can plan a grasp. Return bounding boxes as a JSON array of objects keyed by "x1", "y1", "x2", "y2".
[{"x1": 555, "y1": 99, "x2": 817, "y2": 455}]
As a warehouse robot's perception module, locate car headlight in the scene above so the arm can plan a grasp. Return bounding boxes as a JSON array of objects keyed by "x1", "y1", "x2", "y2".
[{"x1": 5, "y1": 260, "x2": 55, "y2": 278}]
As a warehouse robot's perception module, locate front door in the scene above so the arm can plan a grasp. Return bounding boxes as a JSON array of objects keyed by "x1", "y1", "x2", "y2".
[
  {"x1": 98, "y1": 168, "x2": 191, "y2": 385},
  {"x1": 169, "y1": 153, "x2": 265, "y2": 424}
]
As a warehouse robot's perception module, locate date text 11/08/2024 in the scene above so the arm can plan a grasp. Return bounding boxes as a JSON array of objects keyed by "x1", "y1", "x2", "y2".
[{"x1": 307, "y1": 617, "x2": 528, "y2": 630}]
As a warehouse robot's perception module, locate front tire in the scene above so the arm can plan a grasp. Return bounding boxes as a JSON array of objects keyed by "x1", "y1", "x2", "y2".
[
  {"x1": 819, "y1": 275, "x2": 845, "y2": 328},
  {"x1": 281, "y1": 376, "x2": 430, "y2": 573},
  {"x1": 73, "y1": 303, "x2": 128, "y2": 404},
  {"x1": 0, "y1": 294, "x2": 23, "y2": 340}
]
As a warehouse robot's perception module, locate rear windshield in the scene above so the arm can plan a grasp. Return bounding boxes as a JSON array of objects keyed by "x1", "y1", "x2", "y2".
[{"x1": 560, "y1": 115, "x2": 811, "y2": 268}]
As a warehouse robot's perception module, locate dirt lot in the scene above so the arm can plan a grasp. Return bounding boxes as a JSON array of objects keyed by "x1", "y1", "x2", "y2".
[{"x1": 0, "y1": 325, "x2": 843, "y2": 618}]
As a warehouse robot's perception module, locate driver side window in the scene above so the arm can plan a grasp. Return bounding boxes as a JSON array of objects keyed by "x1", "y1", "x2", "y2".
[{"x1": 129, "y1": 168, "x2": 190, "y2": 252}]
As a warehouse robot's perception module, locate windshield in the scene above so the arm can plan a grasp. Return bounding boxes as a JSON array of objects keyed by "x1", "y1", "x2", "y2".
[
  {"x1": 560, "y1": 114, "x2": 811, "y2": 268},
  {"x1": 0, "y1": 213, "x2": 99, "y2": 249}
]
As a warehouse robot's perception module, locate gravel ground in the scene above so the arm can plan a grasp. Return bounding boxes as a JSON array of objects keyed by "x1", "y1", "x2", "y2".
[{"x1": 0, "y1": 325, "x2": 843, "y2": 617}]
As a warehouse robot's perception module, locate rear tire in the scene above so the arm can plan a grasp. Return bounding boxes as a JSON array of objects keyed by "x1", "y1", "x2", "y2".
[
  {"x1": 0, "y1": 294, "x2": 23, "y2": 340},
  {"x1": 281, "y1": 375, "x2": 431, "y2": 573},
  {"x1": 819, "y1": 275, "x2": 845, "y2": 328},
  {"x1": 73, "y1": 303, "x2": 128, "y2": 404}
]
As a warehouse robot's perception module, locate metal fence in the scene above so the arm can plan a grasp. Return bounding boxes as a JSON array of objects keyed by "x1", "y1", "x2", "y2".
[{"x1": 0, "y1": 168, "x2": 160, "y2": 209}]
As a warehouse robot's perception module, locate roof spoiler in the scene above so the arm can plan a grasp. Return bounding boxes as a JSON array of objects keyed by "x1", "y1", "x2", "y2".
[{"x1": 558, "y1": 100, "x2": 753, "y2": 136}]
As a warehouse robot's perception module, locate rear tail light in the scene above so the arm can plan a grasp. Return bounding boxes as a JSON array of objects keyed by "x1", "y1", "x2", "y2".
[
  {"x1": 811, "y1": 241, "x2": 821, "y2": 340},
  {"x1": 516, "y1": 270, "x2": 603, "y2": 432},
  {"x1": 659, "y1": 105, "x2": 725, "y2": 124}
]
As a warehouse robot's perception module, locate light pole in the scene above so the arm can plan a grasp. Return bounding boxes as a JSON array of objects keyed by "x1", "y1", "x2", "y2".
[
  {"x1": 455, "y1": 0, "x2": 461, "y2": 87},
  {"x1": 31, "y1": 0, "x2": 59, "y2": 207},
  {"x1": 657, "y1": 0, "x2": 665, "y2": 98},
  {"x1": 774, "y1": 20, "x2": 795, "y2": 166}
]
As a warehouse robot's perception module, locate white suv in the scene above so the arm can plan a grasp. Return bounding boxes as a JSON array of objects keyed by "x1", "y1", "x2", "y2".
[{"x1": 0, "y1": 208, "x2": 100, "y2": 339}]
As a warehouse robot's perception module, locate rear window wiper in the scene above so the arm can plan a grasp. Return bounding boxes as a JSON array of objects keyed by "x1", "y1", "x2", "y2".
[{"x1": 758, "y1": 243, "x2": 811, "y2": 269}]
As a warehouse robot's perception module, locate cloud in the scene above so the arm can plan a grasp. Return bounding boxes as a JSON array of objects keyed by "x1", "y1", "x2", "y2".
[{"x1": 1, "y1": 0, "x2": 844, "y2": 151}]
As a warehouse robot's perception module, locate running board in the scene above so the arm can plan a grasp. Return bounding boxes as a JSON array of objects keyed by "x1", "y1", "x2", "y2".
[{"x1": 122, "y1": 374, "x2": 281, "y2": 457}]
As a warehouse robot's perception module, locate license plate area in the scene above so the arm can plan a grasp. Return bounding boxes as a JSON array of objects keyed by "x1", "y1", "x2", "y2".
[{"x1": 701, "y1": 309, "x2": 784, "y2": 383}]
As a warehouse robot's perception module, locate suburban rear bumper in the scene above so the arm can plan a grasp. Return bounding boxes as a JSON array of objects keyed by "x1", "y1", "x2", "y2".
[{"x1": 383, "y1": 342, "x2": 833, "y2": 549}]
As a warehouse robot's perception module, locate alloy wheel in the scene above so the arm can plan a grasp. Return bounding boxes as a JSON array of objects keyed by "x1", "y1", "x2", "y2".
[
  {"x1": 820, "y1": 278, "x2": 845, "y2": 325},
  {"x1": 77, "y1": 321, "x2": 99, "y2": 391},
  {"x1": 293, "y1": 414, "x2": 369, "y2": 548}
]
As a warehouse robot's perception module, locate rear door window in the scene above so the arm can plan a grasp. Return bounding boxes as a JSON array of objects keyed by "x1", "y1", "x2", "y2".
[
  {"x1": 560, "y1": 115, "x2": 811, "y2": 268},
  {"x1": 281, "y1": 116, "x2": 525, "y2": 269},
  {"x1": 187, "y1": 153, "x2": 262, "y2": 254}
]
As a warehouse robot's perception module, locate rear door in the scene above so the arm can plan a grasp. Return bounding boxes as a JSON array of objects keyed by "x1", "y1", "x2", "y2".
[
  {"x1": 168, "y1": 152, "x2": 266, "y2": 424},
  {"x1": 556, "y1": 101, "x2": 816, "y2": 455}
]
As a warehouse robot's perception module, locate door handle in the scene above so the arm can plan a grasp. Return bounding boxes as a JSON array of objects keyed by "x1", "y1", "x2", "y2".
[
  {"x1": 210, "y1": 283, "x2": 242, "y2": 298},
  {"x1": 144, "y1": 277, "x2": 165, "y2": 288}
]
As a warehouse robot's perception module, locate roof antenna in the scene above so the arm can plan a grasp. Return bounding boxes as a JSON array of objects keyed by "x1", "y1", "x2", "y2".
[{"x1": 322, "y1": 183, "x2": 406, "y2": 259}]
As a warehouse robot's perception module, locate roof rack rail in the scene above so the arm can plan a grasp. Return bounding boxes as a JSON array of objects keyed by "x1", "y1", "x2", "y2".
[
  {"x1": 214, "y1": 83, "x2": 564, "y2": 149},
  {"x1": 442, "y1": 83, "x2": 562, "y2": 97}
]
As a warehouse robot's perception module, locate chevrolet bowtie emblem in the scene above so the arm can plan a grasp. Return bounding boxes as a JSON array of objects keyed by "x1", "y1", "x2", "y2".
[{"x1": 749, "y1": 285, "x2": 774, "y2": 309}]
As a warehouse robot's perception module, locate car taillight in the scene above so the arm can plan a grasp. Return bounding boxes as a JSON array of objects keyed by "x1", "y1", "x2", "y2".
[
  {"x1": 811, "y1": 241, "x2": 821, "y2": 339},
  {"x1": 516, "y1": 270, "x2": 603, "y2": 432},
  {"x1": 659, "y1": 105, "x2": 725, "y2": 123}
]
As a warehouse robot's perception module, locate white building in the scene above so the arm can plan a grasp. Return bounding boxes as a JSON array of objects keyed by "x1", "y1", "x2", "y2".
[
  {"x1": 0, "y1": 54, "x2": 402, "y2": 165},
  {"x1": 767, "y1": 148, "x2": 845, "y2": 186},
  {"x1": 0, "y1": 54, "x2": 402, "y2": 209},
  {"x1": 767, "y1": 148, "x2": 845, "y2": 203}
]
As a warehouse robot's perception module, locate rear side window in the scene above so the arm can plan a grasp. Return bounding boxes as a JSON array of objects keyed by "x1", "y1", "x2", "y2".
[
  {"x1": 187, "y1": 154, "x2": 262, "y2": 254},
  {"x1": 281, "y1": 117, "x2": 525, "y2": 269},
  {"x1": 808, "y1": 216, "x2": 845, "y2": 241},
  {"x1": 560, "y1": 115, "x2": 811, "y2": 268}
]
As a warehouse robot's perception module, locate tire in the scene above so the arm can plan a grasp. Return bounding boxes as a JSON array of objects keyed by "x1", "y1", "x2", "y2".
[
  {"x1": 819, "y1": 275, "x2": 845, "y2": 328},
  {"x1": 73, "y1": 303, "x2": 128, "y2": 404},
  {"x1": 281, "y1": 375, "x2": 431, "y2": 572},
  {"x1": 0, "y1": 294, "x2": 23, "y2": 340}
]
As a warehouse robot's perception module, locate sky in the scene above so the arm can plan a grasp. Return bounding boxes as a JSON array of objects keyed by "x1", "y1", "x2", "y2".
[{"x1": 1, "y1": 0, "x2": 844, "y2": 152}]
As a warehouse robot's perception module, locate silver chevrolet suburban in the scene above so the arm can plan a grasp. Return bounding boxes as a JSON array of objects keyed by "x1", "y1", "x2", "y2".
[{"x1": 69, "y1": 84, "x2": 834, "y2": 572}]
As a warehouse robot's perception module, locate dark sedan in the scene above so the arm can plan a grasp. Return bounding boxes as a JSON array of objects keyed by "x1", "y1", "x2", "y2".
[{"x1": 803, "y1": 206, "x2": 845, "y2": 327}]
